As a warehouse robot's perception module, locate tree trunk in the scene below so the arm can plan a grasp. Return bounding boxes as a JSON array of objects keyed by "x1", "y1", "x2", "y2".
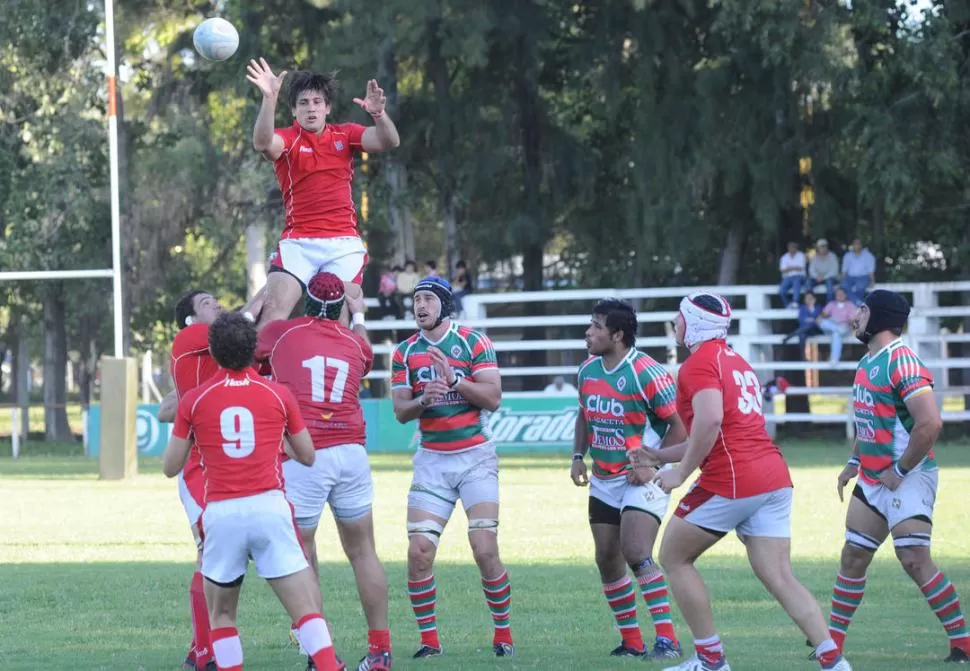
[
  {"x1": 717, "y1": 218, "x2": 747, "y2": 285},
  {"x1": 872, "y1": 200, "x2": 886, "y2": 282},
  {"x1": 246, "y1": 222, "x2": 268, "y2": 299},
  {"x1": 7, "y1": 315, "x2": 30, "y2": 438},
  {"x1": 377, "y1": 33, "x2": 415, "y2": 265},
  {"x1": 428, "y1": 16, "x2": 458, "y2": 278},
  {"x1": 43, "y1": 283, "x2": 72, "y2": 441},
  {"x1": 115, "y1": 38, "x2": 132, "y2": 356}
]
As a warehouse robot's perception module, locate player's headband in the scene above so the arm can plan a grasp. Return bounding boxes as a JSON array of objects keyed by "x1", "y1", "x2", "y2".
[{"x1": 679, "y1": 292, "x2": 731, "y2": 348}]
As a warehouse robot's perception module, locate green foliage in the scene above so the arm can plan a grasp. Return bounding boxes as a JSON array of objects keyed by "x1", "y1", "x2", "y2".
[{"x1": 2, "y1": 0, "x2": 970, "y2": 364}]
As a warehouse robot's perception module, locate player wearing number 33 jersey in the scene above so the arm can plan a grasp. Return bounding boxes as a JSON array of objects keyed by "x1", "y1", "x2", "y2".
[{"x1": 654, "y1": 293, "x2": 848, "y2": 671}]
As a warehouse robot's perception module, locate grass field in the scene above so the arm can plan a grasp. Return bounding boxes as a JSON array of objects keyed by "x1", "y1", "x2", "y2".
[{"x1": 2, "y1": 442, "x2": 970, "y2": 670}]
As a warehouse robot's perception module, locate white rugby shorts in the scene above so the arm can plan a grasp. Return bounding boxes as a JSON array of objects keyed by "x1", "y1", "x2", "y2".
[
  {"x1": 271, "y1": 236, "x2": 367, "y2": 286},
  {"x1": 283, "y1": 443, "x2": 374, "y2": 528},
  {"x1": 407, "y1": 443, "x2": 499, "y2": 520},
  {"x1": 674, "y1": 484, "x2": 793, "y2": 539},
  {"x1": 200, "y1": 489, "x2": 308, "y2": 584}
]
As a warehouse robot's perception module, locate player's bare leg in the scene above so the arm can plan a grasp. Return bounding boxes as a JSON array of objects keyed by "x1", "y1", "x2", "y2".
[
  {"x1": 465, "y1": 501, "x2": 514, "y2": 656},
  {"x1": 820, "y1": 496, "x2": 886, "y2": 655},
  {"x1": 658, "y1": 516, "x2": 726, "y2": 669},
  {"x1": 406, "y1": 508, "x2": 447, "y2": 657},
  {"x1": 745, "y1": 536, "x2": 846, "y2": 668},
  {"x1": 256, "y1": 271, "x2": 304, "y2": 328},
  {"x1": 891, "y1": 517, "x2": 970, "y2": 662},
  {"x1": 336, "y1": 514, "x2": 392, "y2": 669},
  {"x1": 621, "y1": 511, "x2": 681, "y2": 659},
  {"x1": 268, "y1": 568, "x2": 344, "y2": 671},
  {"x1": 591, "y1": 521, "x2": 646, "y2": 656}
]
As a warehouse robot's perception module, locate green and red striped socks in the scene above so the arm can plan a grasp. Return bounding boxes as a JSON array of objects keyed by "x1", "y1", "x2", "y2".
[
  {"x1": 922, "y1": 571, "x2": 970, "y2": 653},
  {"x1": 637, "y1": 572, "x2": 678, "y2": 643},
  {"x1": 408, "y1": 574, "x2": 441, "y2": 649},
  {"x1": 482, "y1": 571, "x2": 513, "y2": 645},
  {"x1": 829, "y1": 573, "x2": 866, "y2": 650},
  {"x1": 603, "y1": 576, "x2": 645, "y2": 652}
]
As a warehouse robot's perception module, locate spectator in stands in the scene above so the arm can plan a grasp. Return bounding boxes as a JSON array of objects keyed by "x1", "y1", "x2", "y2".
[
  {"x1": 779, "y1": 241, "x2": 807, "y2": 308},
  {"x1": 808, "y1": 238, "x2": 839, "y2": 303},
  {"x1": 544, "y1": 375, "x2": 578, "y2": 396},
  {"x1": 840, "y1": 238, "x2": 876, "y2": 304},
  {"x1": 452, "y1": 259, "x2": 474, "y2": 317},
  {"x1": 396, "y1": 260, "x2": 419, "y2": 317},
  {"x1": 424, "y1": 260, "x2": 440, "y2": 278},
  {"x1": 378, "y1": 265, "x2": 401, "y2": 319},
  {"x1": 818, "y1": 286, "x2": 858, "y2": 363},
  {"x1": 781, "y1": 292, "x2": 824, "y2": 357}
]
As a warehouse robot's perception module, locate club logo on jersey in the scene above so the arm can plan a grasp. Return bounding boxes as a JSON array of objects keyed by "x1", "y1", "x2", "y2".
[
  {"x1": 869, "y1": 365, "x2": 881, "y2": 380},
  {"x1": 451, "y1": 345, "x2": 463, "y2": 358},
  {"x1": 321, "y1": 411, "x2": 333, "y2": 420},
  {"x1": 415, "y1": 366, "x2": 467, "y2": 384},
  {"x1": 617, "y1": 377, "x2": 627, "y2": 391},
  {"x1": 852, "y1": 386, "x2": 875, "y2": 407},
  {"x1": 334, "y1": 141, "x2": 344, "y2": 150},
  {"x1": 585, "y1": 394, "x2": 625, "y2": 418}
]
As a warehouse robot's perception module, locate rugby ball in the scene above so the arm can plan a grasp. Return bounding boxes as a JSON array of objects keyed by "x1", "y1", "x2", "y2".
[{"x1": 193, "y1": 18, "x2": 239, "y2": 62}]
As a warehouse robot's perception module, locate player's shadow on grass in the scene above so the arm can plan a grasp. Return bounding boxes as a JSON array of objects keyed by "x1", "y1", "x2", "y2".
[{"x1": 1, "y1": 558, "x2": 966, "y2": 670}]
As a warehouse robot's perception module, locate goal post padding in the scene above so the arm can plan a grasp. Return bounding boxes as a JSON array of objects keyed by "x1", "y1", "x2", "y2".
[{"x1": 99, "y1": 357, "x2": 138, "y2": 480}]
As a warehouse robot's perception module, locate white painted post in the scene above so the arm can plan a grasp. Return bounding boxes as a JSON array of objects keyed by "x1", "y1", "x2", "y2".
[{"x1": 11, "y1": 408, "x2": 20, "y2": 459}]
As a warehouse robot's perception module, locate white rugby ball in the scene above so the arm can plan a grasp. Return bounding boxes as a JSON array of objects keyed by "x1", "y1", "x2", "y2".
[{"x1": 193, "y1": 18, "x2": 239, "y2": 62}]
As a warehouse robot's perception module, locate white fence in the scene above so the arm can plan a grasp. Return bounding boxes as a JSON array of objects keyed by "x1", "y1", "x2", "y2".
[{"x1": 363, "y1": 281, "x2": 970, "y2": 434}]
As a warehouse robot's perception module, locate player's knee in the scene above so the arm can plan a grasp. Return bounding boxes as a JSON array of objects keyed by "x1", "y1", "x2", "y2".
[
  {"x1": 407, "y1": 539, "x2": 436, "y2": 574},
  {"x1": 894, "y1": 541, "x2": 932, "y2": 575}
]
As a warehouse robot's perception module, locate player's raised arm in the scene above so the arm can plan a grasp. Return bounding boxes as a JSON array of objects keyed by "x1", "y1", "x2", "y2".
[
  {"x1": 355, "y1": 79, "x2": 400, "y2": 153},
  {"x1": 247, "y1": 57, "x2": 287, "y2": 161}
]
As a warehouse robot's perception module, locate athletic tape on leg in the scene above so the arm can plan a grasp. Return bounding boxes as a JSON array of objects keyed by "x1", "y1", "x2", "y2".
[
  {"x1": 629, "y1": 556, "x2": 654, "y2": 572},
  {"x1": 893, "y1": 532, "x2": 932, "y2": 549},
  {"x1": 407, "y1": 520, "x2": 445, "y2": 547},
  {"x1": 468, "y1": 518, "x2": 499, "y2": 534},
  {"x1": 845, "y1": 528, "x2": 881, "y2": 552}
]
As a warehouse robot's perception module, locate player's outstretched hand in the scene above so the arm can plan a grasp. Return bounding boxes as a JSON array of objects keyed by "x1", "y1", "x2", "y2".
[
  {"x1": 836, "y1": 462, "x2": 859, "y2": 502},
  {"x1": 246, "y1": 57, "x2": 287, "y2": 98},
  {"x1": 628, "y1": 447, "x2": 662, "y2": 469},
  {"x1": 353, "y1": 79, "x2": 387, "y2": 116},
  {"x1": 570, "y1": 458, "x2": 589, "y2": 487},
  {"x1": 626, "y1": 466, "x2": 657, "y2": 486},
  {"x1": 427, "y1": 347, "x2": 455, "y2": 385},
  {"x1": 653, "y1": 468, "x2": 685, "y2": 494}
]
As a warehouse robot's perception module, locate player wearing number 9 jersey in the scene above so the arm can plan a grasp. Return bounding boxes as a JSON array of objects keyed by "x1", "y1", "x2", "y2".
[
  {"x1": 163, "y1": 312, "x2": 345, "y2": 671},
  {"x1": 255, "y1": 271, "x2": 393, "y2": 671},
  {"x1": 652, "y1": 293, "x2": 850, "y2": 671}
]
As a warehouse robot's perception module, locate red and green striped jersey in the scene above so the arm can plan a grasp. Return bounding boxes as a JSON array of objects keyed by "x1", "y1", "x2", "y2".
[
  {"x1": 391, "y1": 323, "x2": 498, "y2": 452},
  {"x1": 852, "y1": 338, "x2": 937, "y2": 484},
  {"x1": 578, "y1": 348, "x2": 678, "y2": 480}
]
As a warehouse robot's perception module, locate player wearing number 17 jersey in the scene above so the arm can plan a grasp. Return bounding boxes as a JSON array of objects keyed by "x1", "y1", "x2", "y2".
[
  {"x1": 162, "y1": 312, "x2": 344, "y2": 671},
  {"x1": 256, "y1": 271, "x2": 392, "y2": 671},
  {"x1": 390, "y1": 277, "x2": 513, "y2": 659},
  {"x1": 652, "y1": 292, "x2": 850, "y2": 671},
  {"x1": 819, "y1": 290, "x2": 970, "y2": 664},
  {"x1": 570, "y1": 299, "x2": 686, "y2": 661}
]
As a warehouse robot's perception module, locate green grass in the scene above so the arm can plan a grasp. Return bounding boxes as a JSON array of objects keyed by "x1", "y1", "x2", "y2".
[{"x1": 2, "y1": 443, "x2": 970, "y2": 670}]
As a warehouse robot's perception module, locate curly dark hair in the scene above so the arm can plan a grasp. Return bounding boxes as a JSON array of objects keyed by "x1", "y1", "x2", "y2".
[
  {"x1": 208, "y1": 312, "x2": 257, "y2": 371},
  {"x1": 174, "y1": 289, "x2": 207, "y2": 330},
  {"x1": 592, "y1": 298, "x2": 637, "y2": 348},
  {"x1": 287, "y1": 71, "x2": 338, "y2": 109}
]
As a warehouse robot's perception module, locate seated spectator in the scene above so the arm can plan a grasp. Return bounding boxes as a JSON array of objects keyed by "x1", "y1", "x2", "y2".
[
  {"x1": 377, "y1": 266, "x2": 401, "y2": 319},
  {"x1": 396, "y1": 260, "x2": 419, "y2": 315},
  {"x1": 424, "y1": 260, "x2": 440, "y2": 278},
  {"x1": 544, "y1": 376, "x2": 578, "y2": 396},
  {"x1": 808, "y1": 238, "x2": 838, "y2": 303},
  {"x1": 840, "y1": 238, "x2": 876, "y2": 304},
  {"x1": 779, "y1": 241, "x2": 807, "y2": 308},
  {"x1": 452, "y1": 259, "x2": 474, "y2": 316},
  {"x1": 818, "y1": 286, "x2": 858, "y2": 363},
  {"x1": 781, "y1": 292, "x2": 823, "y2": 357}
]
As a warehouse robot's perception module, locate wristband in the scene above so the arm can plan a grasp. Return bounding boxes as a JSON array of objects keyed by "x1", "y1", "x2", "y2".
[
  {"x1": 892, "y1": 461, "x2": 910, "y2": 478},
  {"x1": 449, "y1": 377, "x2": 461, "y2": 389},
  {"x1": 352, "y1": 312, "x2": 365, "y2": 327},
  {"x1": 572, "y1": 453, "x2": 584, "y2": 462},
  {"x1": 242, "y1": 311, "x2": 255, "y2": 323},
  {"x1": 847, "y1": 456, "x2": 860, "y2": 467}
]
